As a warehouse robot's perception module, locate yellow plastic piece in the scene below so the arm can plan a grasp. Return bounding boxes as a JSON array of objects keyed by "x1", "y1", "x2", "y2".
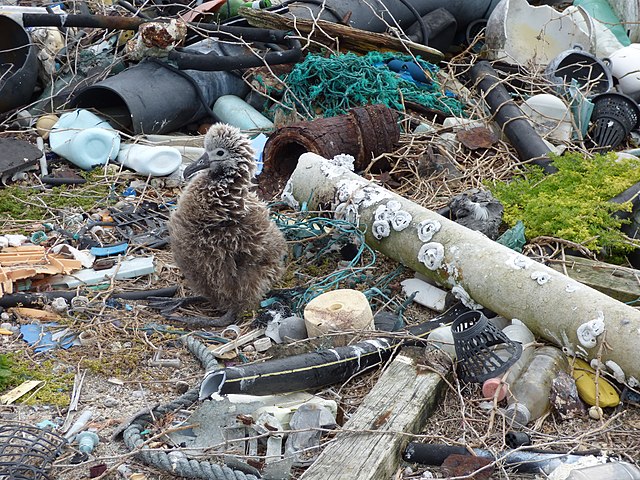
[{"x1": 571, "y1": 358, "x2": 620, "y2": 407}]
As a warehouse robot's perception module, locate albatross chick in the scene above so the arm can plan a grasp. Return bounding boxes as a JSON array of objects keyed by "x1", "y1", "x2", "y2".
[{"x1": 168, "y1": 123, "x2": 287, "y2": 326}]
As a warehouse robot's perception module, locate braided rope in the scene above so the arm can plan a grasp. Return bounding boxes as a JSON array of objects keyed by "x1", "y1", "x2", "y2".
[{"x1": 121, "y1": 336, "x2": 259, "y2": 480}]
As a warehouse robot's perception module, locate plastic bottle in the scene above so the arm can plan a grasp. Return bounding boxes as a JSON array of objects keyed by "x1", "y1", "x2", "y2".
[
  {"x1": 483, "y1": 320, "x2": 535, "y2": 401},
  {"x1": 505, "y1": 346, "x2": 568, "y2": 426},
  {"x1": 116, "y1": 144, "x2": 182, "y2": 177},
  {"x1": 212, "y1": 95, "x2": 274, "y2": 133},
  {"x1": 427, "y1": 325, "x2": 456, "y2": 358},
  {"x1": 565, "y1": 461, "x2": 640, "y2": 480},
  {"x1": 217, "y1": 0, "x2": 271, "y2": 19}
]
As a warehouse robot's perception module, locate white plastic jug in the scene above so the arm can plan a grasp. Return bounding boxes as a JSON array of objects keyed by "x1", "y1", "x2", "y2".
[
  {"x1": 116, "y1": 144, "x2": 182, "y2": 176},
  {"x1": 606, "y1": 44, "x2": 640, "y2": 100},
  {"x1": 49, "y1": 109, "x2": 120, "y2": 170}
]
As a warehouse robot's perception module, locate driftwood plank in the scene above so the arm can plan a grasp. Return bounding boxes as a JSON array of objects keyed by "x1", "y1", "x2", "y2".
[
  {"x1": 301, "y1": 352, "x2": 446, "y2": 480},
  {"x1": 548, "y1": 255, "x2": 640, "y2": 303},
  {"x1": 239, "y1": 9, "x2": 444, "y2": 62}
]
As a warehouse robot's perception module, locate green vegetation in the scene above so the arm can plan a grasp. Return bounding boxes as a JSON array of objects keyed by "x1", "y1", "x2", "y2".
[
  {"x1": 0, "y1": 169, "x2": 115, "y2": 222},
  {"x1": 0, "y1": 352, "x2": 73, "y2": 406},
  {"x1": 488, "y1": 152, "x2": 640, "y2": 257}
]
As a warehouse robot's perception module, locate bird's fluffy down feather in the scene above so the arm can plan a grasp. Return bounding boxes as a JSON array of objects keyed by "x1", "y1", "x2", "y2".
[{"x1": 168, "y1": 123, "x2": 287, "y2": 319}]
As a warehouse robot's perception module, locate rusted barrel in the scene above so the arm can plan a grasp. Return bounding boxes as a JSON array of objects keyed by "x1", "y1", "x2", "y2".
[{"x1": 259, "y1": 104, "x2": 399, "y2": 197}]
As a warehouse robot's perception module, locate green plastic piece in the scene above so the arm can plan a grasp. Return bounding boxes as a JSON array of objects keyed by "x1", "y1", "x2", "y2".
[{"x1": 496, "y1": 220, "x2": 526, "y2": 252}]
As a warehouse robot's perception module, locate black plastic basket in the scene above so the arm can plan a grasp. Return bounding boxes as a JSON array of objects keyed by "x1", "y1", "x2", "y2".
[
  {"x1": 451, "y1": 310, "x2": 522, "y2": 383},
  {"x1": 588, "y1": 92, "x2": 640, "y2": 151},
  {"x1": 0, "y1": 423, "x2": 66, "y2": 480}
]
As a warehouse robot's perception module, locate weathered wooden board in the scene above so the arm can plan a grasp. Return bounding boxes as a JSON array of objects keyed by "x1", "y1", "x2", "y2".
[
  {"x1": 548, "y1": 255, "x2": 640, "y2": 303},
  {"x1": 239, "y1": 9, "x2": 444, "y2": 62},
  {"x1": 301, "y1": 352, "x2": 446, "y2": 480}
]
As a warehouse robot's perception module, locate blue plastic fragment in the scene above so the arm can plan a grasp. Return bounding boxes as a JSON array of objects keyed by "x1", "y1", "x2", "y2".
[
  {"x1": 20, "y1": 323, "x2": 77, "y2": 353},
  {"x1": 90, "y1": 242, "x2": 128, "y2": 257}
]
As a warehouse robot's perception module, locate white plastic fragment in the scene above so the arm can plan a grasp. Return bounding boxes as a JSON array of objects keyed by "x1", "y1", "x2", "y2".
[
  {"x1": 605, "y1": 360, "x2": 626, "y2": 383},
  {"x1": 418, "y1": 242, "x2": 445, "y2": 270},
  {"x1": 400, "y1": 278, "x2": 448, "y2": 312}
]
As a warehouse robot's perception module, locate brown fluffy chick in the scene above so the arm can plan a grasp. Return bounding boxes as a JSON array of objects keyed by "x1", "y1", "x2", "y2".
[{"x1": 168, "y1": 123, "x2": 287, "y2": 327}]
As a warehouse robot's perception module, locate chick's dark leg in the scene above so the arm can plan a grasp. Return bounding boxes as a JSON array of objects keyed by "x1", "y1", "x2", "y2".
[{"x1": 167, "y1": 308, "x2": 238, "y2": 328}]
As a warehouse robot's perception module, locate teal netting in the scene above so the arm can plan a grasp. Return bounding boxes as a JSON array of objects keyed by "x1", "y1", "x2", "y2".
[
  {"x1": 274, "y1": 51, "x2": 466, "y2": 119},
  {"x1": 268, "y1": 209, "x2": 404, "y2": 314}
]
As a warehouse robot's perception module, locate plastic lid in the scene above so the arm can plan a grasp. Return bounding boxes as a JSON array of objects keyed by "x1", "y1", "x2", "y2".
[
  {"x1": 505, "y1": 403, "x2": 530, "y2": 426},
  {"x1": 483, "y1": 377, "x2": 508, "y2": 401}
]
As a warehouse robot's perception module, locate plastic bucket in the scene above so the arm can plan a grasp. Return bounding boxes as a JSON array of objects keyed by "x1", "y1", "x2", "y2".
[{"x1": 0, "y1": 16, "x2": 38, "y2": 113}]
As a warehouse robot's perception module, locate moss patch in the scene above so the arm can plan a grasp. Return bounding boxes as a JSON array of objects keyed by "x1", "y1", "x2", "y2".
[
  {"x1": 1, "y1": 351, "x2": 74, "y2": 406},
  {"x1": 488, "y1": 152, "x2": 640, "y2": 257},
  {"x1": 0, "y1": 169, "x2": 115, "y2": 223}
]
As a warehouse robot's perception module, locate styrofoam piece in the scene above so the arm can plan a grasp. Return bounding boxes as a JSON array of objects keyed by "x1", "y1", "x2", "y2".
[
  {"x1": 303, "y1": 289, "x2": 374, "y2": 337},
  {"x1": 486, "y1": 0, "x2": 594, "y2": 66},
  {"x1": 400, "y1": 278, "x2": 448, "y2": 312},
  {"x1": 47, "y1": 256, "x2": 155, "y2": 287},
  {"x1": 117, "y1": 143, "x2": 182, "y2": 176},
  {"x1": 520, "y1": 94, "x2": 573, "y2": 142}
]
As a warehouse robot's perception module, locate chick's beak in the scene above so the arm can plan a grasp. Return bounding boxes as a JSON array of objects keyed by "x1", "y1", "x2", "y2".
[{"x1": 184, "y1": 152, "x2": 209, "y2": 180}]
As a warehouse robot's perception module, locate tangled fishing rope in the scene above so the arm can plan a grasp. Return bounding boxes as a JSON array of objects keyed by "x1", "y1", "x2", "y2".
[
  {"x1": 270, "y1": 210, "x2": 403, "y2": 313},
  {"x1": 269, "y1": 51, "x2": 465, "y2": 118},
  {"x1": 122, "y1": 336, "x2": 258, "y2": 480}
]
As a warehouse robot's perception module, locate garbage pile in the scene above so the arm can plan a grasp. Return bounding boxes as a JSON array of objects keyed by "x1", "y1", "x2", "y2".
[{"x1": 1, "y1": 0, "x2": 640, "y2": 479}]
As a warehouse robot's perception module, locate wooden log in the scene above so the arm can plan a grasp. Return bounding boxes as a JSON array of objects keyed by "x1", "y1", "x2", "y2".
[
  {"x1": 548, "y1": 255, "x2": 640, "y2": 303},
  {"x1": 287, "y1": 153, "x2": 640, "y2": 384},
  {"x1": 300, "y1": 352, "x2": 445, "y2": 480},
  {"x1": 239, "y1": 8, "x2": 444, "y2": 62}
]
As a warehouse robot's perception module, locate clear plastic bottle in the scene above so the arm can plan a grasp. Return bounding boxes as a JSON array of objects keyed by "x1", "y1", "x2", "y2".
[
  {"x1": 565, "y1": 462, "x2": 640, "y2": 480},
  {"x1": 505, "y1": 345, "x2": 568, "y2": 426},
  {"x1": 483, "y1": 320, "x2": 535, "y2": 401}
]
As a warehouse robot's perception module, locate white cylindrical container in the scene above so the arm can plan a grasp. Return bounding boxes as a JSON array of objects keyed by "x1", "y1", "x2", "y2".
[
  {"x1": 212, "y1": 95, "x2": 274, "y2": 133},
  {"x1": 117, "y1": 144, "x2": 182, "y2": 176}
]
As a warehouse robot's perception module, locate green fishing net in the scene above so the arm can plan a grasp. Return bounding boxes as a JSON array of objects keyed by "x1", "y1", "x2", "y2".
[{"x1": 271, "y1": 51, "x2": 465, "y2": 118}]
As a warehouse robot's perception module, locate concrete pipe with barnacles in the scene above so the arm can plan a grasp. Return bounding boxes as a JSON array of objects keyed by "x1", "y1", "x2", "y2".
[{"x1": 284, "y1": 152, "x2": 640, "y2": 385}]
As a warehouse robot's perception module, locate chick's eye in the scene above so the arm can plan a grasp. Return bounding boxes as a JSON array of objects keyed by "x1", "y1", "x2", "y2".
[{"x1": 215, "y1": 149, "x2": 226, "y2": 157}]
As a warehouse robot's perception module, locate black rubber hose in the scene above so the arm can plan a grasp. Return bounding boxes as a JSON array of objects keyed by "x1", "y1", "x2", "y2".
[
  {"x1": 395, "y1": 0, "x2": 429, "y2": 45},
  {"x1": 468, "y1": 61, "x2": 555, "y2": 174},
  {"x1": 403, "y1": 442, "x2": 591, "y2": 474},
  {"x1": 199, "y1": 303, "x2": 470, "y2": 398},
  {"x1": 168, "y1": 37, "x2": 302, "y2": 71},
  {"x1": 0, "y1": 287, "x2": 178, "y2": 308}
]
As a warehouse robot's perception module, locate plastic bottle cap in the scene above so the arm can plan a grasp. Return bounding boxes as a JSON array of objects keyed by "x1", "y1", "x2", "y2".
[
  {"x1": 482, "y1": 377, "x2": 508, "y2": 401},
  {"x1": 505, "y1": 403, "x2": 531, "y2": 426}
]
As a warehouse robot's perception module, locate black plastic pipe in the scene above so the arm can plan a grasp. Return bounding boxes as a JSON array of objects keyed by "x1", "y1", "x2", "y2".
[
  {"x1": 403, "y1": 442, "x2": 588, "y2": 474},
  {"x1": 22, "y1": 13, "x2": 146, "y2": 30},
  {"x1": 168, "y1": 37, "x2": 302, "y2": 71},
  {"x1": 199, "y1": 303, "x2": 471, "y2": 398},
  {"x1": 469, "y1": 61, "x2": 556, "y2": 174},
  {"x1": 0, "y1": 286, "x2": 178, "y2": 308}
]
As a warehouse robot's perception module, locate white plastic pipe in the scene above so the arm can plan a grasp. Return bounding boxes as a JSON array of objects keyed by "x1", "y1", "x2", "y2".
[{"x1": 286, "y1": 153, "x2": 640, "y2": 384}]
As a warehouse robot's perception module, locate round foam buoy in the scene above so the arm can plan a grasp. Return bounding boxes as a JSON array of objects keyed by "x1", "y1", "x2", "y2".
[{"x1": 303, "y1": 289, "x2": 373, "y2": 338}]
